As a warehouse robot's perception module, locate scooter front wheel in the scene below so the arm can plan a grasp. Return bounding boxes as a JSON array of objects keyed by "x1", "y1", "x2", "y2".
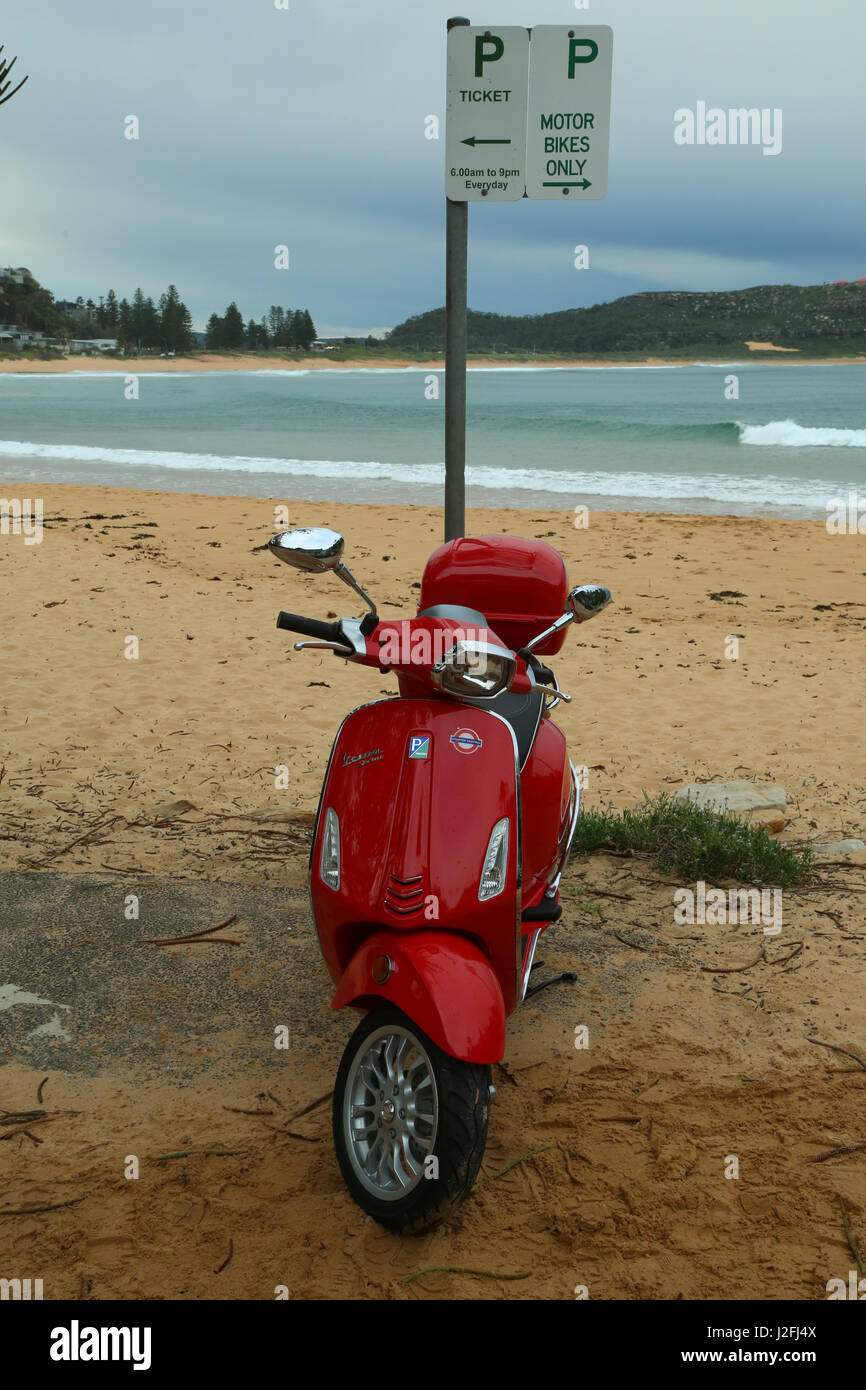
[{"x1": 333, "y1": 1004, "x2": 490, "y2": 1233}]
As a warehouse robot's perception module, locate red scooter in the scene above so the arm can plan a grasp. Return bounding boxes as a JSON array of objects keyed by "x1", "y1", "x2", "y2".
[{"x1": 270, "y1": 526, "x2": 611, "y2": 1231}]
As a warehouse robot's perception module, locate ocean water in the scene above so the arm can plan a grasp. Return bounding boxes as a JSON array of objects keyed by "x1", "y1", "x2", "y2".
[{"x1": 1, "y1": 363, "x2": 864, "y2": 518}]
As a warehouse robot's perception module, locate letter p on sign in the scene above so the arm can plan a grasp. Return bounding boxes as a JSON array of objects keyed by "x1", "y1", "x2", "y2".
[
  {"x1": 568, "y1": 37, "x2": 599, "y2": 75},
  {"x1": 475, "y1": 34, "x2": 504, "y2": 75}
]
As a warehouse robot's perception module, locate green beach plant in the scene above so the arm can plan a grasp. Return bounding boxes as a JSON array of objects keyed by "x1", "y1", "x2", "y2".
[{"x1": 572, "y1": 792, "x2": 814, "y2": 886}]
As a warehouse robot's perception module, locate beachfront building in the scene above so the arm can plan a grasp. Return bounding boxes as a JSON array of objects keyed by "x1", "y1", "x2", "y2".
[
  {"x1": 72, "y1": 338, "x2": 118, "y2": 353},
  {"x1": 0, "y1": 324, "x2": 118, "y2": 353},
  {"x1": 0, "y1": 326, "x2": 47, "y2": 348}
]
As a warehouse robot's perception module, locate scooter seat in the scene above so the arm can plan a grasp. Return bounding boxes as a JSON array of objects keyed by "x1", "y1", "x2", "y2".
[
  {"x1": 492, "y1": 687, "x2": 545, "y2": 771},
  {"x1": 418, "y1": 603, "x2": 489, "y2": 626}
]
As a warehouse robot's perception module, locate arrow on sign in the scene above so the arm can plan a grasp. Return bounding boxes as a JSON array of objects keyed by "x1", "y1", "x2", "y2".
[
  {"x1": 461, "y1": 136, "x2": 512, "y2": 147},
  {"x1": 542, "y1": 178, "x2": 592, "y2": 190}
]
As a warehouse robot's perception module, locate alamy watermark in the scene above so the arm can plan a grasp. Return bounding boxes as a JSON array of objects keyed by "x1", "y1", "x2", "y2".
[
  {"x1": 826, "y1": 491, "x2": 866, "y2": 534},
  {"x1": 1, "y1": 1276, "x2": 43, "y2": 1299},
  {"x1": 674, "y1": 880, "x2": 782, "y2": 935},
  {"x1": 674, "y1": 102, "x2": 782, "y2": 157},
  {"x1": 0, "y1": 497, "x2": 43, "y2": 544}
]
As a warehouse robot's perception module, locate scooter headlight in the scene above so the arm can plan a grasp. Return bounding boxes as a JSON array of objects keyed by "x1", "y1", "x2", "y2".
[
  {"x1": 319, "y1": 806, "x2": 340, "y2": 890},
  {"x1": 431, "y1": 640, "x2": 516, "y2": 699},
  {"x1": 479, "y1": 817, "x2": 509, "y2": 900}
]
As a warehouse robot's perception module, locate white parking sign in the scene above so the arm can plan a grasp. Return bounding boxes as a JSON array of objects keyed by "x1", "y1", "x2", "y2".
[
  {"x1": 445, "y1": 26, "x2": 529, "y2": 201},
  {"x1": 525, "y1": 26, "x2": 613, "y2": 200}
]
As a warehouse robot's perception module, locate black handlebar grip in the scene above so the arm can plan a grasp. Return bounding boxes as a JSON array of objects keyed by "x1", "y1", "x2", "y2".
[
  {"x1": 516, "y1": 647, "x2": 556, "y2": 686},
  {"x1": 276, "y1": 611, "x2": 343, "y2": 642}
]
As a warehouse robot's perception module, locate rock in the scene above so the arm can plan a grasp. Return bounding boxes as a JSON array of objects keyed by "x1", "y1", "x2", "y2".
[
  {"x1": 672, "y1": 781, "x2": 787, "y2": 825},
  {"x1": 811, "y1": 839, "x2": 866, "y2": 866},
  {"x1": 745, "y1": 809, "x2": 787, "y2": 834}
]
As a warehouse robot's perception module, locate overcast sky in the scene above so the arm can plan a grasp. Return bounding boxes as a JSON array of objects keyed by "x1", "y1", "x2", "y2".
[{"x1": 2, "y1": 0, "x2": 863, "y2": 334}]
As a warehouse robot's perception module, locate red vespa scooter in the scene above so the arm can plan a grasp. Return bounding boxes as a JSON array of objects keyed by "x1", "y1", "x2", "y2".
[{"x1": 269, "y1": 526, "x2": 611, "y2": 1231}]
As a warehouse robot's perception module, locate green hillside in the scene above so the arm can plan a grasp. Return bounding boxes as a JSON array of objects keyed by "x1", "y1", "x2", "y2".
[{"x1": 385, "y1": 282, "x2": 866, "y2": 357}]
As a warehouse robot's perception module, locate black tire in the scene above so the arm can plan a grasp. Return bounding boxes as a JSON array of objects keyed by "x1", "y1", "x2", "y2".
[{"x1": 332, "y1": 1004, "x2": 490, "y2": 1233}]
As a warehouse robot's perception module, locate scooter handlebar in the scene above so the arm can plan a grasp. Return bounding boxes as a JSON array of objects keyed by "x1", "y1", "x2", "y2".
[
  {"x1": 276, "y1": 611, "x2": 344, "y2": 643},
  {"x1": 516, "y1": 647, "x2": 557, "y2": 687}
]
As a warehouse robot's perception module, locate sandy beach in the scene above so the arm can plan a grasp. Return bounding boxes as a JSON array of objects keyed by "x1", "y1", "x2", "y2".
[
  {"x1": 1, "y1": 485, "x2": 864, "y2": 1298},
  {"x1": 3, "y1": 350, "x2": 866, "y2": 374}
]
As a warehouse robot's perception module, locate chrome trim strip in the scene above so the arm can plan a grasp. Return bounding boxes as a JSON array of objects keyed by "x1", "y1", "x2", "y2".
[
  {"x1": 546, "y1": 761, "x2": 581, "y2": 893},
  {"x1": 520, "y1": 926, "x2": 542, "y2": 1001},
  {"x1": 483, "y1": 707, "x2": 523, "y2": 1004}
]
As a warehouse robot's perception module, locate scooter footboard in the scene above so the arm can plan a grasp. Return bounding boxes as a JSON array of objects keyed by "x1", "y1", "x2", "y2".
[{"x1": 331, "y1": 930, "x2": 506, "y2": 1064}]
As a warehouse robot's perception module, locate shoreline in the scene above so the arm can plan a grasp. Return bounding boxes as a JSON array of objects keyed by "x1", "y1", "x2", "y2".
[
  {"x1": 0, "y1": 477, "x2": 828, "y2": 523},
  {"x1": 2, "y1": 350, "x2": 866, "y2": 374},
  {"x1": 0, "y1": 475, "x2": 834, "y2": 524}
]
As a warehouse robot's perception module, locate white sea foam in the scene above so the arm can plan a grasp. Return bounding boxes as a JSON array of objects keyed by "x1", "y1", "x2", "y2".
[
  {"x1": 0, "y1": 437, "x2": 836, "y2": 506},
  {"x1": 739, "y1": 419, "x2": 866, "y2": 447}
]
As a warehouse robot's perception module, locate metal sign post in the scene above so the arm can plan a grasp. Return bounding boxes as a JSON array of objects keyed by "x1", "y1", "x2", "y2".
[
  {"x1": 443, "y1": 19, "x2": 612, "y2": 539},
  {"x1": 445, "y1": 15, "x2": 470, "y2": 543},
  {"x1": 444, "y1": 191, "x2": 468, "y2": 543}
]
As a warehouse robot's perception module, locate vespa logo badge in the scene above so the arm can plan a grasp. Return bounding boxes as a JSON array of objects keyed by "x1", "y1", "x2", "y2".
[
  {"x1": 450, "y1": 728, "x2": 483, "y2": 755},
  {"x1": 341, "y1": 747, "x2": 383, "y2": 769},
  {"x1": 408, "y1": 736, "x2": 430, "y2": 760}
]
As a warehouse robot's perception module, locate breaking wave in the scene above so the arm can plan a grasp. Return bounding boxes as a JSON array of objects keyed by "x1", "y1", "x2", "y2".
[{"x1": 739, "y1": 419, "x2": 866, "y2": 447}]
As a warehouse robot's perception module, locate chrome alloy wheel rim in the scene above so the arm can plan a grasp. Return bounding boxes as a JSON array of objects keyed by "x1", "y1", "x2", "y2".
[{"x1": 343, "y1": 1024, "x2": 438, "y2": 1200}]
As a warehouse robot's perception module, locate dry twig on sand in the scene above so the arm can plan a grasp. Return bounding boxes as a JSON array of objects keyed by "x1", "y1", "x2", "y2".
[
  {"x1": 404, "y1": 1266, "x2": 531, "y2": 1284},
  {"x1": 157, "y1": 1149, "x2": 247, "y2": 1162},
  {"x1": 808, "y1": 1143, "x2": 866, "y2": 1165},
  {"x1": 0, "y1": 1195, "x2": 88, "y2": 1216},
  {"x1": 837, "y1": 1194, "x2": 866, "y2": 1277},
  {"x1": 142, "y1": 915, "x2": 240, "y2": 947},
  {"x1": 805, "y1": 1037, "x2": 866, "y2": 1072},
  {"x1": 701, "y1": 948, "x2": 764, "y2": 974},
  {"x1": 288, "y1": 1091, "x2": 331, "y2": 1122},
  {"x1": 472, "y1": 1144, "x2": 551, "y2": 1191}
]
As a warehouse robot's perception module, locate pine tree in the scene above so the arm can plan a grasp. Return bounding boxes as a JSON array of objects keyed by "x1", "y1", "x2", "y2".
[
  {"x1": 130, "y1": 289, "x2": 147, "y2": 351},
  {"x1": 158, "y1": 284, "x2": 193, "y2": 353},
  {"x1": 177, "y1": 302, "x2": 194, "y2": 353},
  {"x1": 205, "y1": 313, "x2": 223, "y2": 349},
  {"x1": 300, "y1": 309, "x2": 316, "y2": 350},
  {"x1": 117, "y1": 298, "x2": 132, "y2": 349},
  {"x1": 104, "y1": 289, "x2": 119, "y2": 330},
  {"x1": 268, "y1": 305, "x2": 285, "y2": 345},
  {"x1": 222, "y1": 302, "x2": 245, "y2": 350},
  {"x1": 289, "y1": 309, "x2": 304, "y2": 349}
]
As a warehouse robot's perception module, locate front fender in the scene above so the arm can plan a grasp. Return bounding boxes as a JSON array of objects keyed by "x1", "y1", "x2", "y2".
[{"x1": 331, "y1": 930, "x2": 506, "y2": 1064}]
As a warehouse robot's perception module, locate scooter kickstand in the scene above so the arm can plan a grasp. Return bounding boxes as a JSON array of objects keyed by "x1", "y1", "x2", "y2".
[{"x1": 524, "y1": 970, "x2": 578, "y2": 1001}]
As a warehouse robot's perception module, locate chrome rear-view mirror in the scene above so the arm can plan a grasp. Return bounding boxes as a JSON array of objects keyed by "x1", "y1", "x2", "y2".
[
  {"x1": 568, "y1": 584, "x2": 612, "y2": 622},
  {"x1": 268, "y1": 527, "x2": 345, "y2": 572}
]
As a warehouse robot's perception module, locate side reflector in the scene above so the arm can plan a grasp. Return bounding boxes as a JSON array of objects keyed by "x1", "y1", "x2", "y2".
[{"x1": 372, "y1": 954, "x2": 393, "y2": 985}]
